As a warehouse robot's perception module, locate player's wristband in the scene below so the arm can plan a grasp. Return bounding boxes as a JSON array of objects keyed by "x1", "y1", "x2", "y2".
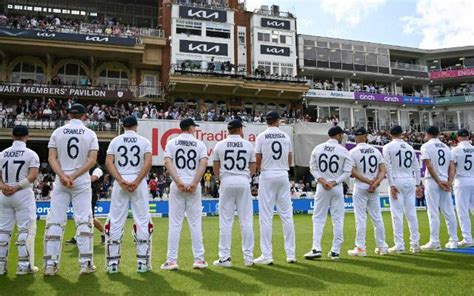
[{"x1": 18, "y1": 178, "x2": 32, "y2": 189}]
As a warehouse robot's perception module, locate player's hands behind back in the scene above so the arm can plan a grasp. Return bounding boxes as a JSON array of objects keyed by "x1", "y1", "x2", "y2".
[
  {"x1": 1, "y1": 185, "x2": 17, "y2": 196},
  {"x1": 60, "y1": 175, "x2": 74, "y2": 188}
]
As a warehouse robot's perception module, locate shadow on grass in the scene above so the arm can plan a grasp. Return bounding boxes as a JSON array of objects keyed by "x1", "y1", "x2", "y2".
[
  {"x1": 43, "y1": 272, "x2": 113, "y2": 296},
  {"x1": 177, "y1": 268, "x2": 262, "y2": 295},
  {"x1": 0, "y1": 272, "x2": 35, "y2": 295},
  {"x1": 107, "y1": 270, "x2": 182, "y2": 295},
  {"x1": 230, "y1": 263, "x2": 328, "y2": 292},
  {"x1": 379, "y1": 252, "x2": 474, "y2": 271},
  {"x1": 270, "y1": 261, "x2": 385, "y2": 288},
  {"x1": 336, "y1": 256, "x2": 451, "y2": 277}
]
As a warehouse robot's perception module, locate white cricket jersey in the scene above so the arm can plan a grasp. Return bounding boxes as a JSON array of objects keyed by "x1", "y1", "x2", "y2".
[
  {"x1": 420, "y1": 138, "x2": 451, "y2": 181},
  {"x1": 0, "y1": 141, "x2": 39, "y2": 188},
  {"x1": 350, "y1": 142, "x2": 385, "y2": 190},
  {"x1": 383, "y1": 139, "x2": 421, "y2": 186},
  {"x1": 309, "y1": 139, "x2": 353, "y2": 185},
  {"x1": 213, "y1": 135, "x2": 256, "y2": 180},
  {"x1": 107, "y1": 130, "x2": 152, "y2": 175},
  {"x1": 48, "y1": 119, "x2": 99, "y2": 185},
  {"x1": 451, "y1": 140, "x2": 474, "y2": 181},
  {"x1": 164, "y1": 133, "x2": 208, "y2": 183},
  {"x1": 255, "y1": 127, "x2": 293, "y2": 172}
]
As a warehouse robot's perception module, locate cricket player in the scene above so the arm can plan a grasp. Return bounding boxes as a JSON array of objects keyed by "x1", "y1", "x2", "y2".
[
  {"x1": 65, "y1": 165, "x2": 106, "y2": 245},
  {"x1": 161, "y1": 118, "x2": 208, "y2": 270},
  {"x1": 254, "y1": 111, "x2": 296, "y2": 265},
  {"x1": 383, "y1": 125, "x2": 421, "y2": 254},
  {"x1": 0, "y1": 125, "x2": 39, "y2": 275},
  {"x1": 43, "y1": 104, "x2": 99, "y2": 275},
  {"x1": 348, "y1": 127, "x2": 389, "y2": 256},
  {"x1": 105, "y1": 116, "x2": 153, "y2": 273},
  {"x1": 450, "y1": 128, "x2": 474, "y2": 247},
  {"x1": 420, "y1": 126, "x2": 458, "y2": 250},
  {"x1": 305, "y1": 126, "x2": 353, "y2": 260},
  {"x1": 212, "y1": 119, "x2": 256, "y2": 267}
]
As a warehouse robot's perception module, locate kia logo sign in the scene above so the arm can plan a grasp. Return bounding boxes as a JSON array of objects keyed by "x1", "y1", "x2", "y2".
[
  {"x1": 179, "y1": 40, "x2": 228, "y2": 56},
  {"x1": 85, "y1": 36, "x2": 110, "y2": 42},
  {"x1": 260, "y1": 45, "x2": 290, "y2": 56},
  {"x1": 261, "y1": 17, "x2": 291, "y2": 30},
  {"x1": 37, "y1": 32, "x2": 56, "y2": 37},
  {"x1": 179, "y1": 6, "x2": 226, "y2": 22}
]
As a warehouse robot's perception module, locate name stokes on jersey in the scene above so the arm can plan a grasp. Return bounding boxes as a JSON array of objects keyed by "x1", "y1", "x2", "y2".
[{"x1": 226, "y1": 141, "x2": 243, "y2": 148}]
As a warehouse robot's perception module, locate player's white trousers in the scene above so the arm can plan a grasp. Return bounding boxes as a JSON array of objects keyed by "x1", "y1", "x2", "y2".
[
  {"x1": 0, "y1": 189, "x2": 36, "y2": 270},
  {"x1": 218, "y1": 176, "x2": 254, "y2": 262},
  {"x1": 352, "y1": 186, "x2": 388, "y2": 250},
  {"x1": 258, "y1": 171, "x2": 295, "y2": 259},
  {"x1": 167, "y1": 182, "x2": 205, "y2": 262},
  {"x1": 453, "y1": 178, "x2": 474, "y2": 243},
  {"x1": 44, "y1": 182, "x2": 93, "y2": 266},
  {"x1": 424, "y1": 178, "x2": 458, "y2": 245},
  {"x1": 312, "y1": 183, "x2": 344, "y2": 253},
  {"x1": 388, "y1": 178, "x2": 420, "y2": 250},
  {"x1": 107, "y1": 176, "x2": 152, "y2": 266}
]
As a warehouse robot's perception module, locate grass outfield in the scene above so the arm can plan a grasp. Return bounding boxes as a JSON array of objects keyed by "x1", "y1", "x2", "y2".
[{"x1": 1, "y1": 211, "x2": 473, "y2": 295}]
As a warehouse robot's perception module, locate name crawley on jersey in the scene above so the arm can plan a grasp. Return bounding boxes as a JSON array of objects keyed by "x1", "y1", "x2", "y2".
[{"x1": 62, "y1": 128, "x2": 85, "y2": 135}]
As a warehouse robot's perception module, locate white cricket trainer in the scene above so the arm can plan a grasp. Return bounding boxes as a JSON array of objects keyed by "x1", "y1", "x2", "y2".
[
  {"x1": 193, "y1": 260, "x2": 208, "y2": 269},
  {"x1": 286, "y1": 257, "x2": 297, "y2": 263},
  {"x1": 421, "y1": 242, "x2": 442, "y2": 251},
  {"x1": 445, "y1": 241, "x2": 458, "y2": 249},
  {"x1": 388, "y1": 246, "x2": 405, "y2": 254},
  {"x1": 347, "y1": 247, "x2": 367, "y2": 257},
  {"x1": 253, "y1": 256, "x2": 274, "y2": 265},
  {"x1": 409, "y1": 245, "x2": 421, "y2": 253},
  {"x1": 213, "y1": 258, "x2": 232, "y2": 268},
  {"x1": 458, "y1": 240, "x2": 474, "y2": 247},
  {"x1": 374, "y1": 247, "x2": 388, "y2": 255},
  {"x1": 160, "y1": 261, "x2": 178, "y2": 271},
  {"x1": 80, "y1": 262, "x2": 97, "y2": 275}
]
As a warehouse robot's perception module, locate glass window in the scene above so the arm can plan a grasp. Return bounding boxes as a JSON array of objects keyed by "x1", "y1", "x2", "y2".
[
  {"x1": 280, "y1": 35, "x2": 286, "y2": 44},
  {"x1": 304, "y1": 46, "x2": 316, "y2": 60},
  {"x1": 281, "y1": 63, "x2": 293, "y2": 76},
  {"x1": 366, "y1": 53, "x2": 377, "y2": 66},
  {"x1": 354, "y1": 52, "x2": 365, "y2": 65},
  {"x1": 98, "y1": 67, "x2": 129, "y2": 87},
  {"x1": 378, "y1": 55, "x2": 390, "y2": 67},
  {"x1": 272, "y1": 34, "x2": 278, "y2": 43},
  {"x1": 341, "y1": 43, "x2": 352, "y2": 50},
  {"x1": 316, "y1": 48, "x2": 329, "y2": 62},
  {"x1": 10, "y1": 61, "x2": 44, "y2": 83},
  {"x1": 317, "y1": 41, "x2": 328, "y2": 48},
  {"x1": 56, "y1": 63, "x2": 87, "y2": 85},
  {"x1": 329, "y1": 42, "x2": 340, "y2": 49},
  {"x1": 304, "y1": 39, "x2": 314, "y2": 46},
  {"x1": 329, "y1": 49, "x2": 341, "y2": 63},
  {"x1": 354, "y1": 45, "x2": 364, "y2": 52},
  {"x1": 342, "y1": 51, "x2": 353, "y2": 64},
  {"x1": 272, "y1": 62, "x2": 279, "y2": 75}
]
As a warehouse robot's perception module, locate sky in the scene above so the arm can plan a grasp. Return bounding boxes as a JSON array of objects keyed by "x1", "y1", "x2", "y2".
[{"x1": 246, "y1": 0, "x2": 474, "y2": 49}]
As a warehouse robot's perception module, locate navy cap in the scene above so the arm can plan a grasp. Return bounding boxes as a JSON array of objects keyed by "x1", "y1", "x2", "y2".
[
  {"x1": 266, "y1": 111, "x2": 280, "y2": 122},
  {"x1": 390, "y1": 125, "x2": 403, "y2": 135},
  {"x1": 354, "y1": 127, "x2": 367, "y2": 136},
  {"x1": 69, "y1": 103, "x2": 86, "y2": 115},
  {"x1": 457, "y1": 128, "x2": 470, "y2": 137},
  {"x1": 328, "y1": 126, "x2": 344, "y2": 137},
  {"x1": 227, "y1": 119, "x2": 244, "y2": 129},
  {"x1": 426, "y1": 125, "x2": 440, "y2": 136},
  {"x1": 180, "y1": 118, "x2": 199, "y2": 130},
  {"x1": 12, "y1": 125, "x2": 28, "y2": 137},
  {"x1": 122, "y1": 116, "x2": 138, "y2": 128}
]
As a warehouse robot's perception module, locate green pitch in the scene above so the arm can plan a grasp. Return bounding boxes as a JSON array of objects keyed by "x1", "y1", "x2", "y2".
[{"x1": 1, "y1": 211, "x2": 473, "y2": 295}]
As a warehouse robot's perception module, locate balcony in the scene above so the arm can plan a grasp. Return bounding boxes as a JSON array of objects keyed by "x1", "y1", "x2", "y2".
[
  {"x1": 168, "y1": 64, "x2": 309, "y2": 100},
  {"x1": 390, "y1": 62, "x2": 428, "y2": 78}
]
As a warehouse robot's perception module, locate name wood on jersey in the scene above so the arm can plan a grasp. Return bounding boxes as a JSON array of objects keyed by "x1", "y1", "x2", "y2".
[{"x1": 123, "y1": 137, "x2": 137, "y2": 143}]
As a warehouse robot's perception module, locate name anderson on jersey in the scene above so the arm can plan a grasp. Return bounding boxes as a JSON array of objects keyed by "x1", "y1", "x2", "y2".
[{"x1": 264, "y1": 133, "x2": 286, "y2": 139}]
